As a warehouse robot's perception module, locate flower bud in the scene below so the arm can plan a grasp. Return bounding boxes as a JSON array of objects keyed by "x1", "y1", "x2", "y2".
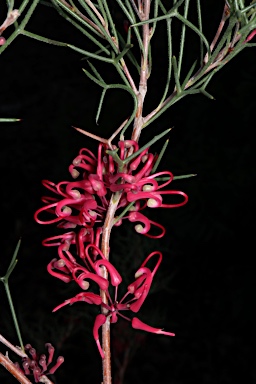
[{"x1": 0, "y1": 37, "x2": 6, "y2": 46}]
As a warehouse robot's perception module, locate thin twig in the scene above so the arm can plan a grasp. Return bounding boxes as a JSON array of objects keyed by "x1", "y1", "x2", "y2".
[
  {"x1": 0, "y1": 334, "x2": 27, "y2": 358},
  {"x1": 204, "y1": 3, "x2": 230, "y2": 63}
]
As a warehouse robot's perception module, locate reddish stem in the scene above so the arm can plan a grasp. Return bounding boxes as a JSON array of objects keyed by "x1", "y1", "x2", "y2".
[{"x1": 0, "y1": 352, "x2": 32, "y2": 384}]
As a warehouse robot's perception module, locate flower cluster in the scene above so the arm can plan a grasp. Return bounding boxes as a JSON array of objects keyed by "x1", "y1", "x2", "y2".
[
  {"x1": 14, "y1": 343, "x2": 64, "y2": 383},
  {"x1": 35, "y1": 140, "x2": 188, "y2": 239},
  {"x1": 47, "y1": 240, "x2": 174, "y2": 358},
  {"x1": 35, "y1": 140, "x2": 187, "y2": 357}
]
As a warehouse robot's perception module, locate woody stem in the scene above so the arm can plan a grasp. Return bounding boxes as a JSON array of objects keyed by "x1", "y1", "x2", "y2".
[{"x1": 100, "y1": 192, "x2": 122, "y2": 384}]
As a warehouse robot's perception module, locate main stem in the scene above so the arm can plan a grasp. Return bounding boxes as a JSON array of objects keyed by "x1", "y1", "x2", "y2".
[
  {"x1": 100, "y1": 192, "x2": 122, "y2": 384},
  {"x1": 100, "y1": 3, "x2": 150, "y2": 383}
]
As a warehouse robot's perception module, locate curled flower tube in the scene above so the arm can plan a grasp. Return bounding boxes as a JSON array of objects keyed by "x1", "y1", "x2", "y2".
[
  {"x1": 139, "y1": 250, "x2": 163, "y2": 277},
  {"x1": 35, "y1": 198, "x2": 87, "y2": 227},
  {"x1": 76, "y1": 228, "x2": 95, "y2": 258},
  {"x1": 96, "y1": 143, "x2": 114, "y2": 179},
  {"x1": 93, "y1": 314, "x2": 106, "y2": 359},
  {"x1": 127, "y1": 189, "x2": 188, "y2": 208},
  {"x1": 78, "y1": 199, "x2": 100, "y2": 227},
  {"x1": 128, "y1": 147, "x2": 151, "y2": 172},
  {"x1": 88, "y1": 174, "x2": 107, "y2": 196},
  {"x1": 94, "y1": 259, "x2": 122, "y2": 287},
  {"x1": 47, "y1": 259, "x2": 72, "y2": 283},
  {"x1": 55, "y1": 197, "x2": 94, "y2": 219},
  {"x1": 42, "y1": 231, "x2": 76, "y2": 247},
  {"x1": 69, "y1": 148, "x2": 97, "y2": 178},
  {"x1": 72, "y1": 267, "x2": 109, "y2": 291},
  {"x1": 131, "y1": 152, "x2": 155, "y2": 182},
  {"x1": 85, "y1": 243, "x2": 107, "y2": 262},
  {"x1": 118, "y1": 140, "x2": 139, "y2": 160},
  {"x1": 128, "y1": 211, "x2": 166, "y2": 238},
  {"x1": 34, "y1": 202, "x2": 66, "y2": 225},
  {"x1": 58, "y1": 242, "x2": 77, "y2": 265},
  {"x1": 36, "y1": 194, "x2": 103, "y2": 229},
  {"x1": 41, "y1": 180, "x2": 68, "y2": 197}
]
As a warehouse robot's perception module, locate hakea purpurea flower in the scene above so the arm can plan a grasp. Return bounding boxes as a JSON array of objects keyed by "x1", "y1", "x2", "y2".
[
  {"x1": 49, "y1": 245, "x2": 174, "y2": 359},
  {"x1": 14, "y1": 343, "x2": 64, "y2": 383},
  {"x1": 34, "y1": 140, "x2": 188, "y2": 239}
]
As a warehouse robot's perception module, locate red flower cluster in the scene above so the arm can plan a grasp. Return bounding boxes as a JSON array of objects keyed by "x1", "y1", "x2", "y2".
[
  {"x1": 35, "y1": 140, "x2": 188, "y2": 238},
  {"x1": 15, "y1": 343, "x2": 64, "y2": 383},
  {"x1": 35, "y1": 140, "x2": 187, "y2": 357},
  {"x1": 49, "y1": 242, "x2": 174, "y2": 358}
]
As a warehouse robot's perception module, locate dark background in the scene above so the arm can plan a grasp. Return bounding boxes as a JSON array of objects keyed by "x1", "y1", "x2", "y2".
[{"x1": 0, "y1": 2, "x2": 256, "y2": 383}]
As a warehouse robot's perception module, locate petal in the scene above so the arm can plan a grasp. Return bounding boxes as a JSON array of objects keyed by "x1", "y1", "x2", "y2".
[
  {"x1": 34, "y1": 203, "x2": 63, "y2": 225},
  {"x1": 133, "y1": 153, "x2": 154, "y2": 181},
  {"x1": 42, "y1": 232, "x2": 76, "y2": 247},
  {"x1": 129, "y1": 148, "x2": 149, "y2": 171},
  {"x1": 146, "y1": 171, "x2": 173, "y2": 189},
  {"x1": 154, "y1": 190, "x2": 188, "y2": 208},
  {"x1": 89, "y1": 174, "x2": 107, "y2": 196},
  {"x1": 128, "y1": 211, "x2": 166, "y2": 238},
  {"x1": 45, "y1": 343, "x2": 54, "y2": 365},
  {"x1": 73, "y1": 269, "x2": 109, "y2": 291},
  {"x1": 94, "y1": 259, "x2": 122, "y2": 287},
  {"x1": 93, "y1": 314, "x2": 106, "y2": 359},
  {"x1": 131, "y1": 317, "x2": 175, "y2": 336},
  {"x1": 47, "y1": 259, "x2": 72, "y2": 283},
  {"x1": 127, "y1": 273, "x2": 147, "y2": 294},
  {"x1": 140, "y1": 251, "x2": 162, "y2": 277},
  {"x1": 48, "y1": 356, "x2": 64, "y2": 374},
  {"x1": 41, "y1": 180, "x2": 67, "y2": 197},
  {"x1": 129, "y1": 284, "x2": 150, "y2": 312},
  {"x1": 127, "y1": 191, "x2": 162, "y2": 206},
  {"x1": 129, "y1": 274, "x2": 152, "y2": 313},
  {"x1": 52, "y1": 292, "x2": 102, "y2": 312}
]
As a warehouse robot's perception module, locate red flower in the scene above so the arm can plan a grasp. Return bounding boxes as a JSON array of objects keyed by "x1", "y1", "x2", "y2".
[{"x1": 51, "y1": 246, "x2": 175, "y2": 358}]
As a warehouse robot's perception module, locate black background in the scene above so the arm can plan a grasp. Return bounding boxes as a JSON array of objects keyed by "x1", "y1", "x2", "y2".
[{"x1": 1, "y1": 2, "x2": 256, "y2": 383}]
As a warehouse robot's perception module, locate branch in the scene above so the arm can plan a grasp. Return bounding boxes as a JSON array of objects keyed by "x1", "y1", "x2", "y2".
[{"x1": 0, "y1": 353, "x2": 32, "y2": 384}]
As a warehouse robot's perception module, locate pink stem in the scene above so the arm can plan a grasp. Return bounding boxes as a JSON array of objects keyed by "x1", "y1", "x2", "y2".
[
  {"x1": 100, "y1": 193, "x2": 122, "y2": 384},
  {"x1": 100, "y1": 2, "x2": 152, "y2": 382}
]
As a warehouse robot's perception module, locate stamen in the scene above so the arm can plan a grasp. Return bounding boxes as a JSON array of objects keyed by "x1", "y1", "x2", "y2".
[
  {"x1": 70, "y1": 169, "x2": 80, "y2": 179},
  {"x1": 61, "y1": 206, "x2": 72, "y2": 215},
  {"x1": 147, "y1": 198, "x2": 158, "y2": 207},
  {"x1": 69, "y1": 189, "x2": 81, "y2": 199},
  {"x1": 142, "y1": 184, "x2": 154, "y2": 191},
  {"x1": 73, "y1": 157, "x2": 81, "y2": 166},
  {"x1": 135, "y1": 224, "x2": 144, "y2": 233},
  {"x1": 81, "y1": 281, "x2": 90, "y2": 290}
]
